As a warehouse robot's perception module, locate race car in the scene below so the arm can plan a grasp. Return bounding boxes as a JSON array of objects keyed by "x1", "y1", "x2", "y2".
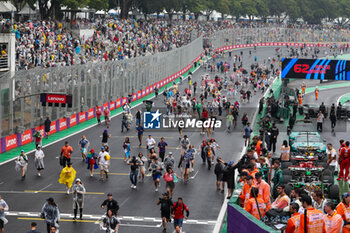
[
  {"x1": 289, "y1": 132, "x2": 326, "y2": 152},
  {"x1": 303, "y1": 103, "x2": 328, "y2": 118},
  {"x1": 282, "y1": 162, "x2": 339, "y2": 202},
  {"x1": 337, "y1": 101, "x2": 350, "y2": 119},
  {"x1": 289, "y1": 120, "x2": 326, "y2": 152},
  {"x1": 289, "y1": 151, "x2": 328, "y2": 163}
]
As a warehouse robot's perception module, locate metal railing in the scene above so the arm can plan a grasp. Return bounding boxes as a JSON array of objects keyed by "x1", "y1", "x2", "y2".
[
  {"x1": 0, "y1": 36, "x2": 203, "y2": 136},
  {"x1": 1, "y1": 27, "x2": 350, "y2": 137}
]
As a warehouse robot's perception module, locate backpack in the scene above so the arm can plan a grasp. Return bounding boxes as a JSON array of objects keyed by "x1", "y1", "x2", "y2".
[
  {"x1": 184, "y1": 151, "x2": 192, "y2": 162},
  {"x1": 174, "y1": 202, "x2": 186, "y2": 214},
  {"x1": 214, "y1": 163, "x2": 222, "y2": 175}
]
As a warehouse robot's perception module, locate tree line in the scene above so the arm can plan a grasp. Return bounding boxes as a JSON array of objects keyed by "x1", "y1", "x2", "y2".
[{"x1": 7, "y1": 0, "x2": 350, "y2": 25}]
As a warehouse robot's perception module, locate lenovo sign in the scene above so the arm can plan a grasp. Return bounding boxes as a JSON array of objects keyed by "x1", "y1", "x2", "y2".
[
  {"x1": 47, "y1": 94, "x2": 66, "y2": 104},
  {"x1": 40, "y1": 93, "x2": 72, "y2": 107}
]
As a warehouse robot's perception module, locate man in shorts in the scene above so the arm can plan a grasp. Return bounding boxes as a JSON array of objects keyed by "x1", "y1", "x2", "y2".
[
  {"x1": 157, "y1": 193, "x2": 172, "y2": 233},
  {"x1": 79, "y1": 135, "x2": 89, "y2": 162},
  {"x1": 98, "y1": 147, "x2": 110, "y2": 181},
  {"x1": 150, "y1": 158, "x2": 163, "y2": 192}
]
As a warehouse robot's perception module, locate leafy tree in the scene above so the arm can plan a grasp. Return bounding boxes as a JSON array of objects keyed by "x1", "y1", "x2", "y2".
[
  {"x1": 88, "y1": 0, "x2": 109, "y2": 11},
  {"x1": 215, "y1": 0, "x2": 230, "y2": 18},
  {"x1": 256, "y1": 0, "x2": 269, "y2": 19},
  {"x1": 240, "y1": 0, "x2": 258, "y2": 20},
  {"x1": 267, "y1": 0, "x2": 285, "y2": 20},
  {"x1": 285, "y1": 0, "x2": 300, "y2": 23}
]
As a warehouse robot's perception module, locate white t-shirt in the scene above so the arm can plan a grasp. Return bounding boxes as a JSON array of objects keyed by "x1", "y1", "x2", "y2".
[
  {"x1": 146, "y1": 138, "x2": 156, "y2": 149},
  {"x1": 327, "y1": 148, "x2": 337, "y2": 166},
  {"x1": 98, "y1": 151, "x2": 109, "y2": 165},
  {"x1": 253, "y1": 152, "x2": 258, "y2": 160}
]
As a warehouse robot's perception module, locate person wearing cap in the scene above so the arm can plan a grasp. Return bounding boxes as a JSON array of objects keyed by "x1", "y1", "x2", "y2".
[
  {"x1": 60, "y1": 141, "x2": 73, "y2": 168},
  {"x1": 164, "y1": 152, "x2": 175, "y2": 170},
  {"x1": 71, "y1": 178, "x2": 86, "y2": 220},
  {"x1": 34, "y1": 145, "x2": 45, "y2": 177},
  {"x1": 157, "y1": 192, "x2": 173, "y2": 233},
  {"x1": 255, "y1": 172, "x2": 271, "y2": 211},
  {"x1": 146, "y1": 135, "x2": 156, "y2": 153},
  {"x1": 86, "y1": 148, "x2": 98, "y2": 177},
  {"x1": 101, "y1": 193, "x2": 119, "y2": 216},
  {"x1": 98, "y1": 147, "x2": 110, "y2": 181},
  {"x1": 58, "y1": 162, "x2": 76, "y2": 194},
  {"x1": 16, "y1": 150, "x2": 28, "y2": 180},
  {"x1": 336, "y1": 192, "x2": 350, "y2": 232},
  {"x1": 41, "y1": 198, "x2": 60, "y2": 233}
]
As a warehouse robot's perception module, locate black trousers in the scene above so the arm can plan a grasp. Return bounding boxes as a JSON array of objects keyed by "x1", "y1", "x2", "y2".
[
  {"x1": 62, "y1": 156, "x2": 71, "y2": 167},
  {"x1": 270, "y1": 138, "x2": 277, "y2": 153}
]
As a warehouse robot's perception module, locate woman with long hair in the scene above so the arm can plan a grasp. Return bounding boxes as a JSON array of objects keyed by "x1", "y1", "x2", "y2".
[
  {"x1": 86, "y1": 148, "x2": 98, "y2": 177},
  {"x1": 122, "y1": 137, "x2": 131, "y2": 162}
]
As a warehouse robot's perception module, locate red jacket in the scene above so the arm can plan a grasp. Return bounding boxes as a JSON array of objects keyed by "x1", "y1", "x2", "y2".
[
  {"x1": 172, "y1": 202, "x2": 189, "y2": 220},
  {"x1": 340, "y1": 146, "x2": 350, "y2": 162}
]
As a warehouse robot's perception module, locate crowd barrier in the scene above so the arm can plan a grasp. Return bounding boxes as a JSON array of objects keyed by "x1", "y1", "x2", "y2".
[
  {"x1": 0, "y1": 53, "x2": 203, "y2": 154},
  {"x1": 1, "y1": 40, "x2": 346, "y2": 153}
]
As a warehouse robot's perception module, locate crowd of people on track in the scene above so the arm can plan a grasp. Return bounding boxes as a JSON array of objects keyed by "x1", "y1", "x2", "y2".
[
  {"x1": 3, "y1": 18, "x2": 350, "y2": 233},
  {"x1": 1, "y1": 41, "x2": 282, "y2": 233}
]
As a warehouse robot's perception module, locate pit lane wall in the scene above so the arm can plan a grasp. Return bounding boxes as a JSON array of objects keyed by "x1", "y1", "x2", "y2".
[{"x1": 215, "y1": 42, "x2": 338, "y2": 233}]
